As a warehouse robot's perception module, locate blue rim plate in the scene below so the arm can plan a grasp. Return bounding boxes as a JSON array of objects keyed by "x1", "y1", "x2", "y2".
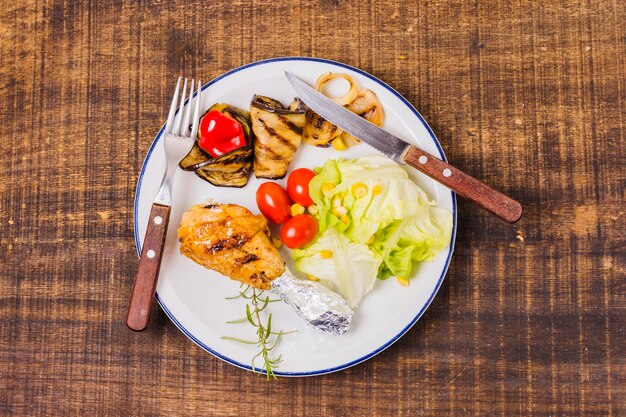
[{"x1": 134, "y1": 57, "x2": 457, "y2": 376}]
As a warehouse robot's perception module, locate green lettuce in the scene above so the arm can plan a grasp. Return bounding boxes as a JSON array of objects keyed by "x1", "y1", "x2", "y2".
[
  {"x1": 292, "y1": 228, "x2": 382, "y2": 308},
  {"x1": 372, "y1": 205, "x2": 452, "y2": 278},
  {"x1": 309, "y1": 155, "x2": 442, "y2": 240},
  {"x1": 299, "y1": 155, "x2": 452, "y2": 293}
]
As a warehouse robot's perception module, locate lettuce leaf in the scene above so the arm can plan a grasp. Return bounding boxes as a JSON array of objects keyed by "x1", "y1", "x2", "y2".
[
  {"x1": 309, "y1": 155, "x2": 435, "y2": 243},
  {"x1": 292, "y1": 228, "x2": 382, "y2": 308},
  {"x1": 372, "y1": 205, "x2": 453, "y2": 278},
  {"x1": 299, "y1": 155, "x2": 452, "y2": 296},
  {"x1": 347, "y1": 169, "x2": 431, "y2": 244}
]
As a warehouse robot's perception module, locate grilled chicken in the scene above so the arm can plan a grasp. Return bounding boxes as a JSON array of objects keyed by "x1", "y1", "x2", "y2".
[
  {"x1": 178, "y1": 203, "x2": 285, "y2": 290},
  {"x1": 250, "y1": 95, "x2": 307, "y2": 179}
]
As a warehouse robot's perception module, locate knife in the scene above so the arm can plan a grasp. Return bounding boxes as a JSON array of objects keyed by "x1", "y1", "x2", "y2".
[{"x1": 285, "y1": 72, "x2": 523, "y2": 223}]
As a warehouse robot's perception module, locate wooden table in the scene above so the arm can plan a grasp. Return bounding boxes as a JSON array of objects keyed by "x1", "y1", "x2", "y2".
[{"x1": 1, "y1": 1, "x2": 624, "y2": 415}]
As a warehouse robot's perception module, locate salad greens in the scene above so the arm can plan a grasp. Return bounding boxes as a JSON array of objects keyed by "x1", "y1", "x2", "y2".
[
  {"x1": 292, "y1": 155, "x2": 452, "y2": 307},
  {"x1": 293, "y1": 228, "x2": 382, "y2": 309}
]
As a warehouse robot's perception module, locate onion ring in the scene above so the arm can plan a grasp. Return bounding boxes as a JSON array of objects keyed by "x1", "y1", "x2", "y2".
[{"x1": 315, "y1": 72, "x2": 360, "y2": 106}]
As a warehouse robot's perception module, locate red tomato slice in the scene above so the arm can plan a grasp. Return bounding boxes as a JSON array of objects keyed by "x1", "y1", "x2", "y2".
[
  {"x1": 286, "y1": 168, "x2": 316, "y2": 207},
  {"x1": 280, "y1": 214, "x2": 318, "y2": 249},
  {"x1": 256, "y1": 182, "x2": 291, "y2": 224}
]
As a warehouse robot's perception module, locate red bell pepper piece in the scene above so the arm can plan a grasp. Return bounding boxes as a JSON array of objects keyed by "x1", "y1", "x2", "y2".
[{"x1": 198, "y1": 110, "x2": 246, "y2": 158}]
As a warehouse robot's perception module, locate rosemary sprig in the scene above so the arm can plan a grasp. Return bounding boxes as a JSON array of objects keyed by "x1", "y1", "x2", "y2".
[{"x1": 222, "y1": 285, "x2": 296, "y2": 380}]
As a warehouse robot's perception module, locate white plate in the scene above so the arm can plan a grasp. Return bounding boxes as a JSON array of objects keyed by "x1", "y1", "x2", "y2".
[{"x1": 134, "y1": 57, "x2": 457, "y2": 376}]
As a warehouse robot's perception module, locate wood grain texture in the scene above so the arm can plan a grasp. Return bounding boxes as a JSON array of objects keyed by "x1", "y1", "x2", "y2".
[
  {"x1": 403, "y1": 146, "x2": 523, "y2": 222},
  {"x1": 0, "y1": 0, "x2": 624, "y2": 415}
]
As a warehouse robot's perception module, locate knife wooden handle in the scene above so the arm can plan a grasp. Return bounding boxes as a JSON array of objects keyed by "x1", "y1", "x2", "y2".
[
  {"x1": 127, "y1": 203, "x2": 171, "y2": 331},
  {"x1": 403, "y1": 146, "x2": 522, "y2": 223}
]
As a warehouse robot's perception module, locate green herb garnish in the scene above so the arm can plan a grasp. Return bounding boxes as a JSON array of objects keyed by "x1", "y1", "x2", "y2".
[{"x1": 222, "y1": 285, "x2": 296, "y2": 379}]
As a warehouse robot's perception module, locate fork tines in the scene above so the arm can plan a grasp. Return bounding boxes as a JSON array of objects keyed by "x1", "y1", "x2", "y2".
[{"x1": 165, "y1": 77, "x2": 202, "y2": 138}]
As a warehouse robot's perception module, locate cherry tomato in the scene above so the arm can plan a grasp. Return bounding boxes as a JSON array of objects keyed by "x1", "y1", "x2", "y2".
[
  {"x1": 280, "y1": 214, "x2": 318, "y2": 249},
  {"x1": 256, "y1": 182, "x2": 292, "y2": 224},
  {"x1": 286, "y1": 168, "x2": 316, "y2": 207}
]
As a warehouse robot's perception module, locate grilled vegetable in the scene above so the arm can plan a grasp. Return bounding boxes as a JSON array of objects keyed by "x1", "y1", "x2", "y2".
[
  {"x1": 302, "y1": 111, "x2": 342, "y2": 147},
  {"x1": 198, "y1": 109, "x2": 246, "y2": 157},
  {"x1": 250, "y1": 95, "x2": 307, "y2": 179},
  {"x1": 302, "y1": 72, "x2": 358, "y2": 147},
  {"x1": 194, "y1": 160, "x2": 251, "y2": 188},
  {"x1": 302, "y1": 72, "x2": 384, "y2": 149},
  {"x1": 179, "y1": 103, "x2": 254, "y2": 187},
  {"x1": 337, "y1": 88, "x2": 385, "y2": 147}
]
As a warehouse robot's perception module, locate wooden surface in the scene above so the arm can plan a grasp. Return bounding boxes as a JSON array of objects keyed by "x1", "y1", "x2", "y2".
[
  {"x1": 1, "y1": 0, "x2": 624, "y2": 415},
  {"x1": 403, "y1": 145, "x2": 523, "y2": 222}
]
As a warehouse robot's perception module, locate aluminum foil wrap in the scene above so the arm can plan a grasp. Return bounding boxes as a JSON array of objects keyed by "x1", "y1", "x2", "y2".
[{"x1": 271, "y1": 269, "x2": 353, "y2": 335}]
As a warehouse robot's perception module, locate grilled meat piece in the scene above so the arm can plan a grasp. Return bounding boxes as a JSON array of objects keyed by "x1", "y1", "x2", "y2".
[
  {"x1": 250, "y1": 95, "x2": 307, "y2": 179},
  {"x1": 178, "y1": 203, "x2": 285, "y2": 290}
]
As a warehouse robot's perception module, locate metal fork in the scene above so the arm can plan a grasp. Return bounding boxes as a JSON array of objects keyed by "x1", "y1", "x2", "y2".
[{"x1": 127, "y1": 77, "x2": 202, "y2": 331}]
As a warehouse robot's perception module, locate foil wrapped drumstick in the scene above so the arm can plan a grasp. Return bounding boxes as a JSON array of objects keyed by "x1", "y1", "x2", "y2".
[{"x1": 178, "y1": 203, "x2": 353, "y2": 334}]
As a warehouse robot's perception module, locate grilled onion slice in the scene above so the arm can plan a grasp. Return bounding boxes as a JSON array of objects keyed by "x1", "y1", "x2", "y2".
[
  {"x1": 302, "y1": 72, "x2": 358, "y2": 147},
  {"x1": 302, "y1": 72, "x2": 384, "y2": 148},
  {"x1": 337, "y1": 88, "x2": 385, "y2": 145},
  {"x1": 315, "y1": 72, "x2": 360, "y2": 106}
]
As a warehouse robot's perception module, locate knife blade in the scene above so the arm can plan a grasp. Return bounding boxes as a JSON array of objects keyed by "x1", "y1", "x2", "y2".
[{"x1": 285, "y1": 71, "x2": 523, "y2": 223}]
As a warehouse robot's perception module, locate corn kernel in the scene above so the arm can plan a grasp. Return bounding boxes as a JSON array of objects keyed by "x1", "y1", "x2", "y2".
[
  {"x1": 291, "y1": 203, "x2": 305, "y2": 216},
  {"x1": 331, "y1": 194, "x2": 343, "y2": 208},
  {"x1": 318, "y1": 250, "x2": 333, "y2": 258},
  {"x1": 351, "y1": 183, "x2": 368, "y2": 198},
  {"x1": 271, "y1": 237, "x2": 283, "y2": 249},
  {"x1": 322, "y1": 183, "x2": 335, "y2": 195},
  {"x1": 372, "y1": 184, "x2": 382, "y2": 195},
  {"x1": 366, "y1": 235, "x2": 376, "y2": 245},
  {"x1": 307, "y1": 274, "x2": 320, "y2": 282},
  {"x1": 307, "y1": 205, "x2": 319, "y2": 215},
  {"x1": 332, "y1": 206, "x2": 348, "y2": 216},
  {"x1": 340, "y1": 214, "x2": 350, "y2": 224},
  {"x1": 332, "y1": 137, "x2": 347, "y2": 151},
  {"x1": 397, "y1": 276, "x2": 410, "y2": 287}
]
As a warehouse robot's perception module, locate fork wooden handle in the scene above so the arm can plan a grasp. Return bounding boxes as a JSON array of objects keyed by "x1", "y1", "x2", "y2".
[
  {"x1": 126, "y1": 203, "x2": 171, "y2": 331},
  {"x1": 403, "y1": 146, "x2": 523, "y2": 223}
]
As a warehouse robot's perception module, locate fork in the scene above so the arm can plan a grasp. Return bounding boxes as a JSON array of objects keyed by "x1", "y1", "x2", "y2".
[{"x1": 127, "y1": 77, "x2": 202, "y2": 331}]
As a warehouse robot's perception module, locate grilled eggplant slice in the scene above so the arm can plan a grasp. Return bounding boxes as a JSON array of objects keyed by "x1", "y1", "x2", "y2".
[
  {"x1": 250, "y1": 95, "x2": 307, "y2": 179},
  {"x1": 195, "y1": 165, "x2": 251, "y2": 188},
  {"x1": 179, "y1": 142, "x2": 211, "y2": 171},
  {"x1": 179, "y1": 103, "x2": 254, "y2": 187}
]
